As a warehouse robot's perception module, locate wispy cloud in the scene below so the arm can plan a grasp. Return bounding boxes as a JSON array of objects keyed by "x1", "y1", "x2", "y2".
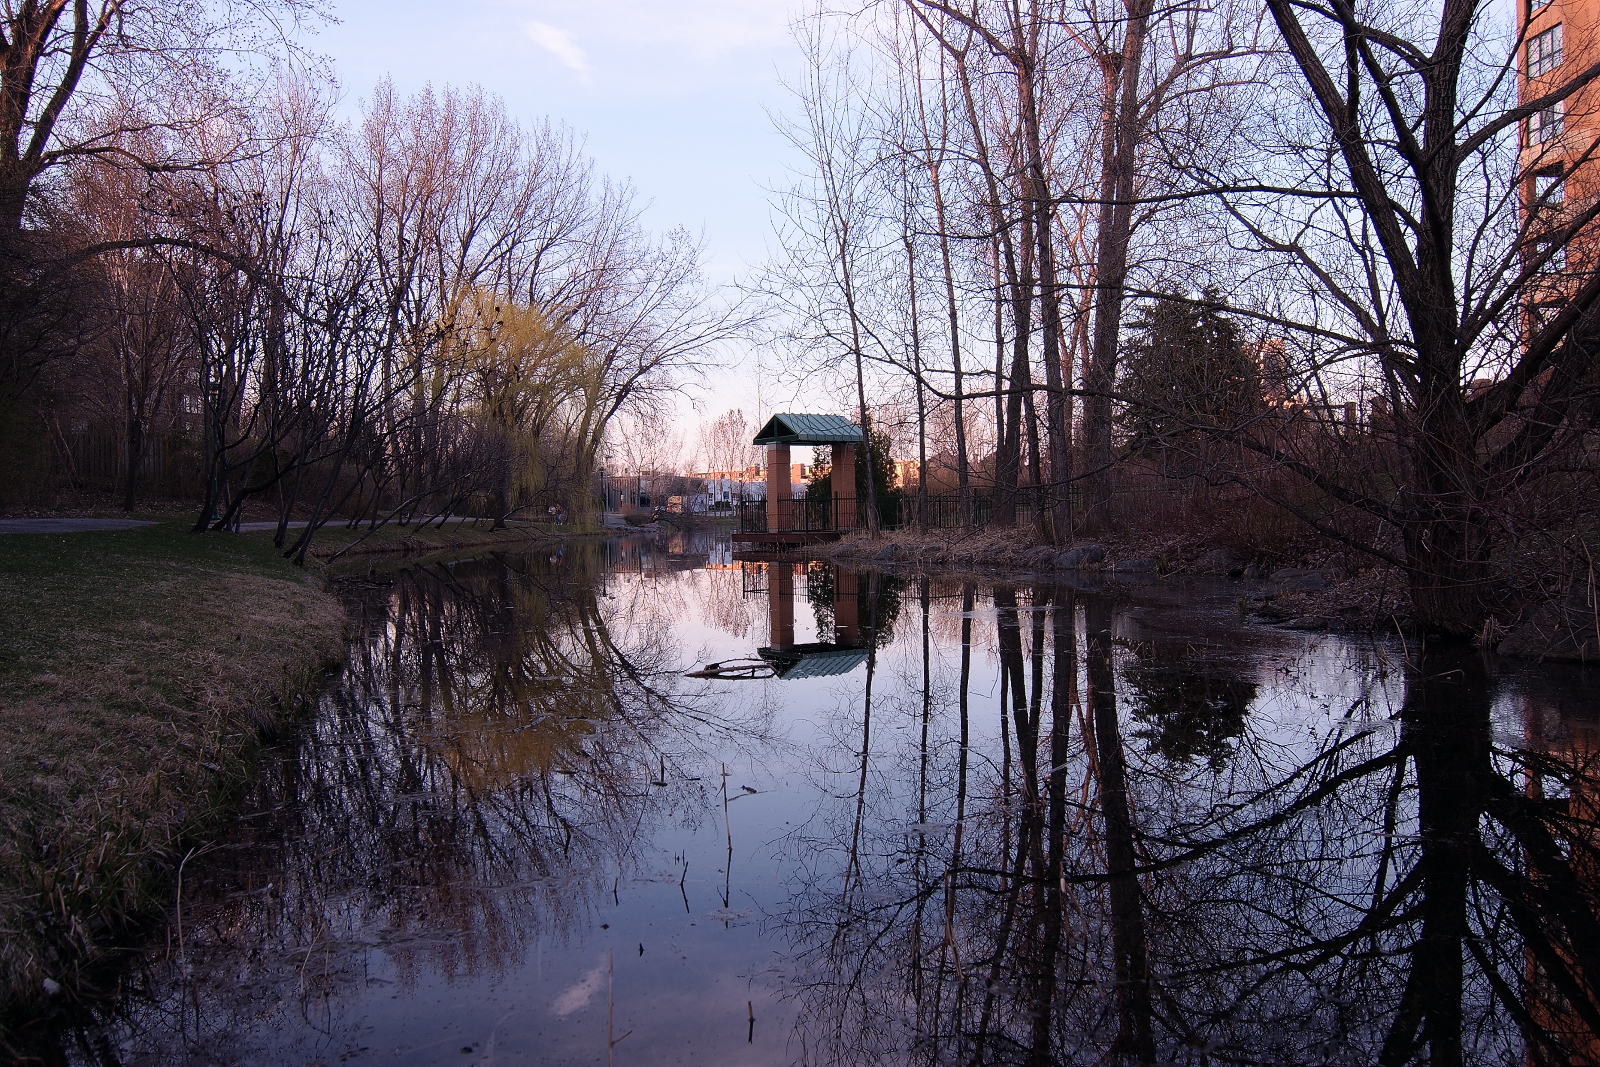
[
  {"x1": 524, "y1": 21, "x2": 590, "y2": 81},
  {"x1": 551, "y1": 963, "x2": 605, "y2": 1016}
]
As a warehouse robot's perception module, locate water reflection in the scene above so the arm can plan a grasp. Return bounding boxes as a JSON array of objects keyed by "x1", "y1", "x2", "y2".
[
  {"x1": 24, "y1": 544, "x2": 775, "y2": 1064},
  {"x1": 17, "y1": 540, "x2": 1600, "y2": 1067},
  {"x1": 784, "y1": 585, "x2": 1600, "y2": 1067},
  {"x1": 1122, "y1": 641, "x2": 1255, "y2": 771}
]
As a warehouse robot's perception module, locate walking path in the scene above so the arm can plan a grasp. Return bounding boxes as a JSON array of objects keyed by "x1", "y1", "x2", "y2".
[
  {"x1": 0, "y1": 518, "x2": 157, "y2": 534},
  {"x1": 235, "y1": 521, "x2": 307, "y2": 532},
  {"x1": 2, "y1": 515, "x2": 538, "y2": 534}
]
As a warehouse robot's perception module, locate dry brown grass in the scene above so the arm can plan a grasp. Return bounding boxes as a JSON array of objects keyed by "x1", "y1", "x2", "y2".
[
  {"x1": 305, "y1": 516, "x2": 578, "y2": 562},
  {"x1": 825, "y1": 499, "x2": 1355, "y2": 576},
  {"x1": 0, "y1": 519, "x2": 346, "y2": 1020}
]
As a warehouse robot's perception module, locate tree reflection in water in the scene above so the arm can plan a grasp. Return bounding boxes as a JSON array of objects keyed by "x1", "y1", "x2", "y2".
[
  {"x1": 22, "y1": 551, "x2": 1600, "y2": 1066},
  {"x1": 55, "y1": 547, "x2": 771, "y2": 1062},
  {"x1": 782, "y1": 582, "x2": 1600, "y2": 1067},
  {"x1": 1122, "y1": 642, "x2": 1255, "y2": 772}
]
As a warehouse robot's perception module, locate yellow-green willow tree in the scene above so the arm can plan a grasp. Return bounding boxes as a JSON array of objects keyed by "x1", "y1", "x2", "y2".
[{"x1": 442, "y1": 292, "x2": 606, "y2": 526}]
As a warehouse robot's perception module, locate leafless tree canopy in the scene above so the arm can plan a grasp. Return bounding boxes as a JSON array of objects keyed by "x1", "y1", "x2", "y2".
[
  {"x1": 3, "y1": 18, "x2": 743, "y2": 558},
  {"x1": 766, "y1": 0, "x2": 1599, "y2": 636}
]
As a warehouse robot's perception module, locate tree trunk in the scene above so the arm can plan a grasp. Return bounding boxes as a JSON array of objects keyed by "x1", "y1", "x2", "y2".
[
  {"x1": 996, "y1": 216, "x2": 1035, "y2": 529},
  {"x1": 992, "y1": 239, "x2": 1008, "y2": 520},
  {"x1": 904, "y1": 220, "x2": 930, "y2": 531},
  {"x1": 1081, "y1": 4, "x2": 1153, "y2": 535},
  {"x1": 1399, "y1": 373, "x2": 1497, "y2": 636},
  {"x1": 0, "y1": 171, "x2": 28, "y2": 237},
  {"x1": 122, "y1": 415, "x2": 144, "y2": 512},
  {"x1": 1018, "y1": 45, "x2": 1072, "y2": 544},
  {"x1": 1401, "y1": 503, "x2": 1496, "y2": 636},
  {"x1": 922, "y1": 75, "x2": 971, "y2": 525}
]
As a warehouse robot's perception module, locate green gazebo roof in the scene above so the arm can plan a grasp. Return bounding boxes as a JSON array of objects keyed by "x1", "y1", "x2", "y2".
[
  {"x1": 752, "y1": 413, "x2": 863, "y2": 446},
  {"x1": 758, "y1": 643, "x2": 871, "y2": 679}
]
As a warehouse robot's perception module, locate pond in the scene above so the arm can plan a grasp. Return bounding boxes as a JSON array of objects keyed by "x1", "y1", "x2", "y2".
[{"x1": 27, "y1": 532, "x2": 1600, "y2": 1065}]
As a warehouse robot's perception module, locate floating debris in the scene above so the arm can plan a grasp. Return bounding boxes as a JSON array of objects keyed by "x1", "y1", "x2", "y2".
[{"x1": 685, "y1": 658, "x2": 775, "y2": 680}]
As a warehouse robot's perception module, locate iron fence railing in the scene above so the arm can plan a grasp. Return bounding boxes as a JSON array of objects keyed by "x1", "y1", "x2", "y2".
[
  {"x1": 739, "y1": 496, "x2": 866, "y2": 534},
  {"x1": 49, "y1": 426, "x2": 197, "y2": 495},
  {"x1": 739, "y1": 479, "x2": 1240, "y2": 536}
]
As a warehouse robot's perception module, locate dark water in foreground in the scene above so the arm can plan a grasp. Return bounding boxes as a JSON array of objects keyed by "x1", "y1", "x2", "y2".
[{"x1": 24, "y1": 532, "x2": 1600, "y2": 1065}]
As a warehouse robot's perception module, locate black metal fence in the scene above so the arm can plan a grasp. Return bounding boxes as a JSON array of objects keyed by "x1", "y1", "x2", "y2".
[
  {"x1": 739, "y1": 496, "x2": 866, "y2": 534},
  {"x1": 740, "y1": 489, "x2": 1051, "y2": 534},
  {"x1": 740, "y1": 479, "x2": 1224, "y2": 536}
]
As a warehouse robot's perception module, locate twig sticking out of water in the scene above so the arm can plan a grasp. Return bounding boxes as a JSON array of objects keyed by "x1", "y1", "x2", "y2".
[
  {"x1": 721, "y1": 764, "x2": 734, "y2": 909},
  {"x1": 606, "y1": 950, "x2": 631, "y2": 1064}
]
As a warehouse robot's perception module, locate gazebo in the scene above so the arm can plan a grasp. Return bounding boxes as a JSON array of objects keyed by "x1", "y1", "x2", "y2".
[{"x1": 743, "y1": 413, "x2": 863, "y2": 540}]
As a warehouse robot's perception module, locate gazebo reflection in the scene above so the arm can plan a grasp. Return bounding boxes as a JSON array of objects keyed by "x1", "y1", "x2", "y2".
[
  {"x1": 758, "y1": 563, "x2": 869, "y2": 679},
  {"x1": 687, "y1": 562, "x2": 870, "y2": 681}
]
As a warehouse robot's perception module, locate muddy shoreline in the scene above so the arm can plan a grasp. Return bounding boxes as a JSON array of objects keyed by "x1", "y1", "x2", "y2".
[{"x1": 815, "y1": 528, "x2": 1594, "y2": 659}]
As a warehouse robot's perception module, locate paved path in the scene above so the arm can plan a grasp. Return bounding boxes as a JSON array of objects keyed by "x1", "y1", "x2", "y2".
[
  {"x1": 235, "y1": 517, "x2": 483, "y2": 533},
  {"x1": 0, "y1": 518, "x2": 157, "y2": 534},
  {"x1": 0, "y1": 515, "x2": 531, "y2": 535},
  {"x1": 236, "y1": 521, "x2": 308, "y2": 532}
]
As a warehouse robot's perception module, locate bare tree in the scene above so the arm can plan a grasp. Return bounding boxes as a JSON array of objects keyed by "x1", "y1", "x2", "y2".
[
  {"x1": 771, "y1": 17, "x2": 885, "y2": 535},
  {"x1": 70, "y1": 149, "x2": 192, "y2": 510},
  {"x1": 1197, "y1": 1, "x2": 1600, "y2": 634},
  {"x1": 0, "y1": 0, "x2": 323, "y2": 234},
  {"x1": 698, "y1": 407, "x2": 758, "y2": 487}
]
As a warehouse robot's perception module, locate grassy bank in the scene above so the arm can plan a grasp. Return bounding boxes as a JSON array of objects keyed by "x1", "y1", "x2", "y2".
[
  {"x1": 302, "y1": 516, "x2": 581, "y2": 563},
  {"x1": 0, "y1": 519, "x2": 347, "y2": 1027},
  {"x1": 822, "y1": 525, "x2": 1412, "y2": 632}
]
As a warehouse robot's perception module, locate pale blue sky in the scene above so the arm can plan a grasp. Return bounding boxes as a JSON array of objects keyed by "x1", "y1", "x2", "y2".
[{"x1": 313, "y1": 0, "x2": 813, "y2": 450}]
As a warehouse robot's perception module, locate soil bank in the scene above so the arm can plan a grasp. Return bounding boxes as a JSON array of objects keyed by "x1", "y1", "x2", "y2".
[
  {"x1": 304, "y1": 517, "x2": 599, "y2": 564},
  {"x1": 0, "y1": 519, "x2": 346, "y2": 1031},
  {"x1": 819, "y1": 526, "x2": 1412, "y2": 633}
]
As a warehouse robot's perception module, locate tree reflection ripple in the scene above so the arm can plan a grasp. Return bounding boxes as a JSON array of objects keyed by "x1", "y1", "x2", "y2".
[
  {"x1": 781, "y1": 580, "x2": 1600, "y2": 1067},
  {"x1": 23, "y1": 543, "x2": 1600, "y2": 1067}
]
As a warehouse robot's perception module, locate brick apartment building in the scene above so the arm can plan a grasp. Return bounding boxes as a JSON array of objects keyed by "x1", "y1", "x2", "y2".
[{"x1": 1521, "y1": 2, "x2": 1594, "y2": 304}]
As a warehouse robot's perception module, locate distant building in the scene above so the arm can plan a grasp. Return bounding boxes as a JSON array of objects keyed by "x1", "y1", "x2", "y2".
[
  {"x1": 601, "y1": 470, "x2": 706, "y2": 510},
  {"x1": 1520, "y1": 4, "x2": 1595, "y2": 321},
  {"x1": 691, "y1": 463, "x2": 808, "y2": 505}
]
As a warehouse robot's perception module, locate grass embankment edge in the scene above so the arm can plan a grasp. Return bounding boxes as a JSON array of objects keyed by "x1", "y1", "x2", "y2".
[
  {"x1": 304, "y1": 516, "x2": 603, "y2": 564},
  {"x1": 0, "y1": 519, "x2": 349, "y2": 1035},
  {"x1": 820, "y1": 526, "x2": 1412, "y2": 633}
]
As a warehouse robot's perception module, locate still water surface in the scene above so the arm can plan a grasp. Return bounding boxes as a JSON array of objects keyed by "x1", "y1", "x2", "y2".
[{"x1": 45, "y1": 532, "x2": 1600, "y2": 1064}]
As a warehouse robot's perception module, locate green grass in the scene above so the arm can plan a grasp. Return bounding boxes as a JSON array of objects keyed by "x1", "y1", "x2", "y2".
[{"x1": 0, "y1": 518, "x2": 347, "y2": 1028}]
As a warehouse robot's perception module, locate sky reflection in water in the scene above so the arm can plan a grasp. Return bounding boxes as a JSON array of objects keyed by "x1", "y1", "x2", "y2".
[{"x1": 42, "y1": 531, "x2": 1600, "y2": 1065}]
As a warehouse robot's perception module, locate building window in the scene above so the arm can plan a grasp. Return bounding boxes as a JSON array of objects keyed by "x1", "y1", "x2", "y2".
[
  {"x1": 1532, "y1": 236, "x2": 1566, "y2": 273},
  {"x1": 1529, "y1": 102, "x2": 1563, "y2": 144},
  {"x1": 1536, "y1": 170, "x2": 1564, "y2": 204},
  {"x1": 1529, "y1": 300, "x2": 1562, "y2": 328},
  {"x1": 1528, "y1": 24, "x2": 1562, "y2": 78}
]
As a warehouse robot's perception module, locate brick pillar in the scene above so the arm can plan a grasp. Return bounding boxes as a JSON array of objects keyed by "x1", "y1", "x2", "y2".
[
  {"x1": 833, "y1": 567, "x2": 860, "y2": 645},
  {"x1": 831, "y1": 442, "x2": 856, "y2": 529},
  {"x1": 768, "y1": 563, "x2": 795, "y2": 648},
  {"x1": 766, "y1": 444, "x2": 791, "y2": 531}
]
